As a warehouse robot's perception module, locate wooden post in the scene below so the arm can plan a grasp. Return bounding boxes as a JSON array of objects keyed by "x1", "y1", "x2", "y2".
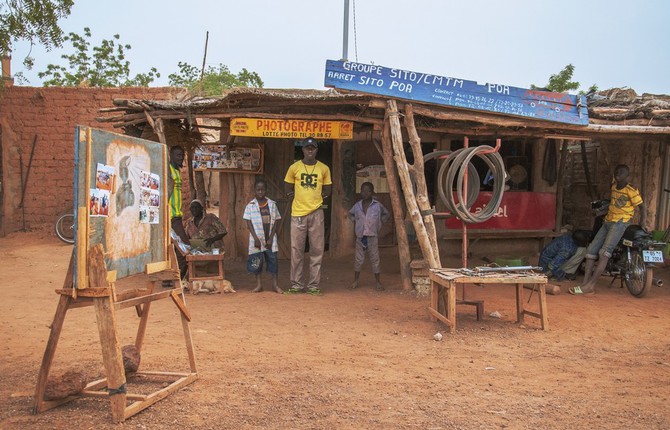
[
  {"x1": 386, "y1": 100, "x2": 438, "y2": 268},
  {"x1": 154, "y1": 118, "x2": 167, "y2": 145},
  {"x1": 554, "y1": 139, "x2": 568, "y2": 233},
  {"x1": 227, "y1": 174, "x2": 239, "y2": 259},
  {"x1": 404, "y1": 103, "x2": 441, "y2": 267},
  {"x1": 329, "y1": 140, "x2": 356, "y2": 257},
  {"x1": 380, "y1": 120, "x2": 412, "y2": 290}
]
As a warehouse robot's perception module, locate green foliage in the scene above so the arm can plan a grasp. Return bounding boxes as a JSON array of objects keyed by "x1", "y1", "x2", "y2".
[
  {"x1": 0, "y1": 0, "x2": 74, "y2": 67},
  {"x1": 579, "y1": 83, "x2": 599, "y2": 96},
  {"x1": 37, "y1": 27, "x2": 159, "y2": 87},
  {"x1": 168, "y1": 61, "x2": 264, "y2": 95},
  {"x1": 531, "y1": 64, "x2": 580, "y2": 93}
]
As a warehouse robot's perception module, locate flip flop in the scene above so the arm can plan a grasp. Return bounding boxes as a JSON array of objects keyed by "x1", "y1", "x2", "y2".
[{"x1": 568, "y1": 286, "x2": 595, "y2": 296}]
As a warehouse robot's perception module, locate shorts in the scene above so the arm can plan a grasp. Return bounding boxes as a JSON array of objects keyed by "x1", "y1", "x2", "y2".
[{"x1": 246, "y1": 250, "x2": 278, "y2": 275}]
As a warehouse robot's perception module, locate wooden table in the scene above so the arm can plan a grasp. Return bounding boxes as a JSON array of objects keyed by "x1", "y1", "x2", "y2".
[{"x1": 428, "y1": 269, "x2": 548, "y2": 333}]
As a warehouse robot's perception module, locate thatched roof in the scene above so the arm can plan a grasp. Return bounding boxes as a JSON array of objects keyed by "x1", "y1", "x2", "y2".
[
  {"x1": 97, "y1": 87, "x2": 670, "y2": 141},
  {"x1": 587, "y1": 88, "x2": 670, "y2": 122}
]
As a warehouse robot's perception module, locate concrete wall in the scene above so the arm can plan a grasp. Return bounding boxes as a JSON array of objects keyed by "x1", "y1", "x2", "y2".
[{"x1": 0, "y1": 86, "x2": 180, "y2": 235}]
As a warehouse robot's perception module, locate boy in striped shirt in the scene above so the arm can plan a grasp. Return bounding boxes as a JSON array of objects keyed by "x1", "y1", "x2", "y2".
[{"x1": 243, "y1": 179, "x2": 283, "y2": 293}]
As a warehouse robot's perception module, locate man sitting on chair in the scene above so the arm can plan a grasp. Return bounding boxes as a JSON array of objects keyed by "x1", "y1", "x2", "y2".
[{"x1": 184, "y1": 199, "x2": 227, "y2": 252}]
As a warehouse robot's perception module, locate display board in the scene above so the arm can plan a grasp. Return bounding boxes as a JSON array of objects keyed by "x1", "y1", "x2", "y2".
[
  {"x1": 74, "y1": 126, "x2": 169, "y2": 287},
  {"x1": 192, "y1": 143, "x2": 263, "y2": 174},
  {"x1": 324, "y1": 59, "x2": 589, "y2": 125}
]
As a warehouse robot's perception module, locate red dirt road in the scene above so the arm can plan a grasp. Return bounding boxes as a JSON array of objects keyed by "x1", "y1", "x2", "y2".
[{"x1": 1, "y1": 231, "x2": 670, "y2": 429}]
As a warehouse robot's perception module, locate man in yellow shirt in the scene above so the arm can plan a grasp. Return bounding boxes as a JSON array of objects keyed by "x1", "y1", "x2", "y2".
[
  {"x1": 284, "y1": 137, "x2": 332, "y2": 294},
  {"x1": 570, "y1": 164, "x2": 646, "y2": 295},
  {"x1": 168, "y1": 145, "x2": 189, "y2": 281}
]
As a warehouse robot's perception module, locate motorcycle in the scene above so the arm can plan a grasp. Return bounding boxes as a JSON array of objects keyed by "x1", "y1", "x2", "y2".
[{"x1": 591, "y1": 200, "x2": 666, "y2": 297}]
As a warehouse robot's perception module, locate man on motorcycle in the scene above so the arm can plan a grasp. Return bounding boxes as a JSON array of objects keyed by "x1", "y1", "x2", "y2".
[{"x1": 570, "y1": 164, "x2": 646, "y2": 296}]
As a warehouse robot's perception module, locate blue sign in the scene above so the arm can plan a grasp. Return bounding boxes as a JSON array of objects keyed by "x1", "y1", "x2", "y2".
[{"x1": 324, "y1": 60, "x2": 588, "y2": 125}]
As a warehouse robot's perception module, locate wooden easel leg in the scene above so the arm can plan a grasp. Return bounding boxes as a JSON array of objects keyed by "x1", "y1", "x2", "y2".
[
  {"x1": 93, "y1": 296, "x2": 127, "y2": 423},
  {"x1": 179, "y1": 292, "x2": 198, "y2": 373},
  {"x1": 33, "y1": 294, "x2": 71, "y2": 414},
  {"x1": 134, "y1": 281, "x2": 156, "y2": 352},
  {"x1": 134, "y1": 303, "x2": 151, "y2": 352}
]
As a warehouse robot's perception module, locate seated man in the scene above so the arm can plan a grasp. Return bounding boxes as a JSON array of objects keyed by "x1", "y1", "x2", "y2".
[
  {"x1": 539, "y1": 230, "x2": 590, "y2": 281},
  {"x1": 184, "y1": 199, "x2": 227, "y2": 252}
]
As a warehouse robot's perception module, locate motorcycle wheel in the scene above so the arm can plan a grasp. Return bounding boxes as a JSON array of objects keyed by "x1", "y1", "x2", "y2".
[{"x1": 624, "y1": 250, "x2": 653, "y2": 297}]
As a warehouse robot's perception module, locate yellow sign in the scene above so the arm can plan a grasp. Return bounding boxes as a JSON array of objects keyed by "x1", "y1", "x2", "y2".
[{"x1": 230, "y1": 118, "x2": 353, "y2": 140}]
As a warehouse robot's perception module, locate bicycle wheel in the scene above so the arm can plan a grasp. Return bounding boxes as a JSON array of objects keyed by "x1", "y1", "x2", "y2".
[
  {"x1": 55, "y1": 214, "x2": 75, "y2": 244},
  {"x1": 624, "y1": 250, "x2": 652, "y2": 297}
]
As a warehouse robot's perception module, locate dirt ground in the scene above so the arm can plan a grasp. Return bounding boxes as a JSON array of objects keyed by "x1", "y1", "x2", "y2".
[{"x1": 1, "y1": 230, "x2": 670, "y2": 430}]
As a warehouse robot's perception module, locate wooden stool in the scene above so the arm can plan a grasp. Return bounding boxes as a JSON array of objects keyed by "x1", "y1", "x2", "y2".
[{"x1": 185, "y1": 253, "x2": 225, "y2": 290}]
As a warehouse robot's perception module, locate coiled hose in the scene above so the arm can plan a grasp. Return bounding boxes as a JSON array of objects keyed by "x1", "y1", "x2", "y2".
[{"x1": 435, "y1": 146, "x2": 506, "y2": 223}]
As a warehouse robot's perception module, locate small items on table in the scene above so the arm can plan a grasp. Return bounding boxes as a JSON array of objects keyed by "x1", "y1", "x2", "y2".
[{"x1": 428, "y1": 268, "x2": 548, "y2": 333}]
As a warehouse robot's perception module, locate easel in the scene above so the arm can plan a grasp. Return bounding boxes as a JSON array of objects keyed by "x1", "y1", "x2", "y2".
[
  {"x1": 32, "y1": 245, "x2": 197, "y2": 422},
  {"x1": 33, "y1": 126, "x2": 197, "y2": 422}
]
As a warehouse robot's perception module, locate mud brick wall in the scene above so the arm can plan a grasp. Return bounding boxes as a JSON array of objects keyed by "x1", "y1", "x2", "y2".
[{"x1": 0, "y1": 86, "x2": 181, "y2": 235}]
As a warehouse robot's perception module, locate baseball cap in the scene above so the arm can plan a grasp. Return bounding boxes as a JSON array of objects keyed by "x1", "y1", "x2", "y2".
[{"x1": 300, "y1": 137, "x2": 318, "y2": 147}]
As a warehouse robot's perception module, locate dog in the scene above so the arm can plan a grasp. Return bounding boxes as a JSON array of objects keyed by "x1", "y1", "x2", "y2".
[{"x1": 191, "y1": 279, "x2": 236, "y2": 295}]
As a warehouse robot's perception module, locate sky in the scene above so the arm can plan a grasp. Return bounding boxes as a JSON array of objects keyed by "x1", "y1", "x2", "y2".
[{"x1": 10, "y1": 0, "x2": 670, "y2": 95}]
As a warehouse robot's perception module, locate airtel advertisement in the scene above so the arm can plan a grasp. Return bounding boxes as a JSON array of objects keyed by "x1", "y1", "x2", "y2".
[{"x1": 445, "y1": 192, "x2": 556, "y2": 230}]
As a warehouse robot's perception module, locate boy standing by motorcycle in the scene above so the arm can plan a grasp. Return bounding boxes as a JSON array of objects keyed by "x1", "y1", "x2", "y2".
[{"x1": 570, "y1": 164, "x2": 646, "y2": 295}]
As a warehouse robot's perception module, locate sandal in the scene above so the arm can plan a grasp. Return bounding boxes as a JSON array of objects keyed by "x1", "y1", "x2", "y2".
[{"x1": 568, "y1": 286, "x2": 595, "y2": 296}]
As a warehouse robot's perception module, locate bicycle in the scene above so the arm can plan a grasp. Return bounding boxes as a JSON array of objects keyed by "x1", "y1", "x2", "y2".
[{"x1": 55, "y1": 213, "x2": 75, "y2": 244}]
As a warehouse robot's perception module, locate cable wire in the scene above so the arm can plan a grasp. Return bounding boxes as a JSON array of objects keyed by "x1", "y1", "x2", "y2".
[{"x1": 436, "y1": 146, "x2": 506, "y2": 223}]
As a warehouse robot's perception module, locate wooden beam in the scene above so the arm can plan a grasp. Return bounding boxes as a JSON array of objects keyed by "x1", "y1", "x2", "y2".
[
  {"x1": 387, "y1": 100, "x2": 438, "y2": 268},
  {"x1": 404, "y1": 103, "x2": 441, "y2": 267},
  {"x1": 380, "y1": 119, "x2": 412, "y2": 290},
  {"x1": 145, "y1": 261, "x2": 169, "y2": 274},
  {"x1": 170, "y1": 290, "x2": 192, "y2": 322},
  {"x1": 88, "y1": 244, "x2": 126, "y2": 422},
  {"x1": 122, "y1": 374, "x2": 197, "y2": 420},
  {"x1": 555, "y1": 140, "x2": 568, "y2": 233}
]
